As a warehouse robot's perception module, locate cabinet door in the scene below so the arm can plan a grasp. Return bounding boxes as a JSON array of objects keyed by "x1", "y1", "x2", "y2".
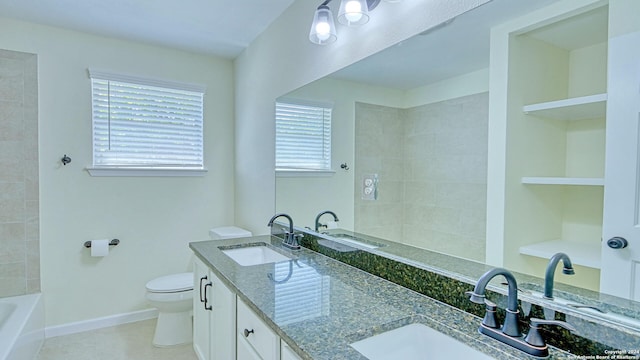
[
  {"x1": 193, "y1": 257, "x2": 211, "y2": 360},
  {"x1": 281, "y1": 341, "x2": 302, "y2": 360},
  {"x1": 210, "y1": 271, "x2": 236, "y2": 360},
  {"x1": 601, "y1": 30, "x2": 640, "y2": 300},
  {"x1": 237, "y1": 299, "x2": 279, "y2": 360},
  {"x1": 237, "y1": 335, "x2": 263, "y2": 360}
]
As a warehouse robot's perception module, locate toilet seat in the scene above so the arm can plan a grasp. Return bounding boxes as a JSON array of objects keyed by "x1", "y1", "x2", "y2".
[{"x1": 146, "y1": 272, "x2": 193, "y2": 293}]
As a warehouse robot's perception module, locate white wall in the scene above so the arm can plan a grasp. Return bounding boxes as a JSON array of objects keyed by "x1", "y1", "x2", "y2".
[
  {"x1": 234, "y1": 0, "x2": 491, "y2": 235},
  {"x1": 0, "y1": 17, "x2": 234, "y2": 326}
]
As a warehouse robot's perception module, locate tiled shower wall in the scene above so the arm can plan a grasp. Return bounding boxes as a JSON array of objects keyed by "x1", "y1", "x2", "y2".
[
  {"x1": 354, "y1": 92, "x2": 488, "y2": 262},
  {"x1": 0, "y1": 49, "x2": 39, "y2": 297}
]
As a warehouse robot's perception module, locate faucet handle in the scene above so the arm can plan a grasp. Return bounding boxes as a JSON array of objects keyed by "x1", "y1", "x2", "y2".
[
  {"x1": 524, "y1": 318, "x2": 576, "y2": 347},
  {"x1": 481, "y1": 300, "x2": 499, "y2": 328},
  {"x1": 282, "y1": 232, "x2": 303, "y2": 250},
  {"x1": 465, "y1": 292, "x2": 500, "y2": 328}
]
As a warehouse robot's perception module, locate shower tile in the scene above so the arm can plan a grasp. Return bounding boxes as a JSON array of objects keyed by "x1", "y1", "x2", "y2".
[
  {"x1": 25, "y1": 200, "x2": 39, "y2": 223},
  {"x1": 27, "y1": 278, "x2": 41, "y2": 293},
  {"x1": 355, "y1": 93, "x2": 489, "y2": 261},
  {"x1": 434, "y1": 183, "x2": 487, "y2": 212},
  {"x1": 0, "y1": 50, "x2": 39, "y2": 296},
  {"x1": 0, "y1": 140, "x2": 23, "y2": 161},
  {"x1": 0, "y1": 196, "x2": 25, "y2": 223},
  {"x1": 0, "y1": 228, "x2": 26, "y2": 263},
  {"x1": 403, "y1": 181, "x2": 436, "y2": 206},
  {"x1": 0, "y1": 58, "x2": 24, "y2": 102},
  {"x1": 0, "y1": 101, "x2": 24, "y2": 141},
  {"x1": 26, "y1": 239, "x2": 40, "y2": 280},
  {"x1": 0, "y1": 262, "x2": 27, "y2": 297},
  {"x1": 0, "y1": 182, "x2": 25, "y2": 200},
  {"x1": 0, "y1": 159, "x2": 24, "y2": 182}
]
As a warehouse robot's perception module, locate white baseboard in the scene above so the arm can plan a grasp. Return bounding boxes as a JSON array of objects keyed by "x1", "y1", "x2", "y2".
[{"x1": 45, "y1": 308, "x2": 159, "y2": 339}]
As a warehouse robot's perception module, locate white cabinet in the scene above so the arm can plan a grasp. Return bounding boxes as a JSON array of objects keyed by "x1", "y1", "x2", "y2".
[
  {"x1": 194, "y1": 255, "x2": 304, "y2": 360},
  {"x1": 193, "y1": 257, "x2": 236, "y2": 360},
  {"x1": 193, "y1": 257, "x2": 209, "y2": 360},
  {"x1": 280, "y1": 341, "x2": 302, "y2": 360},
  {"x1": 236, "y1": 298, "x2": 280, "y2": 360}
]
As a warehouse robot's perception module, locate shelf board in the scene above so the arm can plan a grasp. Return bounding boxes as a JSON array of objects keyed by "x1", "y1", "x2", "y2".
[
  {"x1": 521, "y1": 177, "x2": 604, "y2": 186},
  {"x1": 520, "y1": 239, "x2": 601, "y2": 269},
  {"x1": 523, "y1": 93, "x2": 607, "y2": 120}
]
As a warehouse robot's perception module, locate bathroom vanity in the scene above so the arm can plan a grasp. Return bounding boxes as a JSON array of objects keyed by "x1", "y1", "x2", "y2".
[{"x1": 190, "y1": 235, "x2": 572, "y2": 360}]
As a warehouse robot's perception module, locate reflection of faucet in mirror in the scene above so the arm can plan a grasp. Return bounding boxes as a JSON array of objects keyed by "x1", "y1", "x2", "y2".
[
  {"x1": 267, "y1": 213, "x2": 302, "y2": 250},
  {"x1": 467, "y1": 267, "x2": 575, "y2": 357},
  {"x1": 267, "y1": 260, "x2": 302, "y2": 284},
  {"x1": 544, "y1": 252, "x2": 575, "y2": 300},
  {"x1": 315, "y1": 210, "x2": 339, "y2": 232}
]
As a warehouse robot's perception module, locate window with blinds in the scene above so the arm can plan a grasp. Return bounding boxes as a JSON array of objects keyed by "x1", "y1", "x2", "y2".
[
  {"x1": 89, "y1": 69, "x2": 205, "y2": 169},
  {"x1": 275, "y1": 100, "x2": 332, "y2": 171}
]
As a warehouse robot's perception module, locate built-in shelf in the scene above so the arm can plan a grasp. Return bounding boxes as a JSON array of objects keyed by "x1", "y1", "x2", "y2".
[
  {"x1": 523, "y1": 93, "x2": 607, "y2": 120},
  {"x1": 519, "y1": 239, "x2": 601, "y2": 269},
  {"x1": 521, "y1": 177, "x2": 605, "y2": 186}
]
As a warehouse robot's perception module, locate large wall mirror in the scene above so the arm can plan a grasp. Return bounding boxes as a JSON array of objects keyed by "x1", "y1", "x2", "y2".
[{"x1": 275, "y1": 0, "x2": 639, "y2": 326}]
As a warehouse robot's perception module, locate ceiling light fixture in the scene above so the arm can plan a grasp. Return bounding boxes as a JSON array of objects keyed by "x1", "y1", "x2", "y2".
[
  {"x1": 338, "y1": 0, "x2": 370, "y2": 26},
  {"x1": 309, "y1": 0, "x2": 400, "y2": 45},
  {"x1": 309, "y1": 4, "x2": 338, "y2": 45}
]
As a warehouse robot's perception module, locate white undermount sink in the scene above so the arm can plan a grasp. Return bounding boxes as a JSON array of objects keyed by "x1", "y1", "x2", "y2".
[
  {"x1": 350, "y1": 323, "x2": 493, "y2": 360},
  {"x1": 221, "y1": 245, "x2": 291, "y2": 266}
]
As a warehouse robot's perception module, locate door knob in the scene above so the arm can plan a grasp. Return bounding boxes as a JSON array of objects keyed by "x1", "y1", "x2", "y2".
[{"x1": 607, "y1": 237, "x2": 628, "y2": 249}]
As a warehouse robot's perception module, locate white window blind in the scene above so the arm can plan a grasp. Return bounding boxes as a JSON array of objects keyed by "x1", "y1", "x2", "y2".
[
  {"x1": 275, "y1": 100, "x2": 332, "y2": 171},
  {"x1": 89, "y1": 69, "x2": 205, "y2": 168}
]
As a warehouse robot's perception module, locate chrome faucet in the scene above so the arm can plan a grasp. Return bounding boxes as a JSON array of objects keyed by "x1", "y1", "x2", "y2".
[
  {"x1": 544, "y1": 252, "x2": 575, "y2": 300},
  {"x1": 267, "y1": 213, "x2": 301, "y2": 250},
  {"x1": 467, "y1": 267, "x2": 575, "y2": 358},
  {"x1": 314, "y1": 210, "x2": 339, "y2": 232}
]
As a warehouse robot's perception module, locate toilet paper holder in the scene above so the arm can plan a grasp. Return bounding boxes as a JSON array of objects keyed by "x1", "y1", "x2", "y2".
[{"x1": 84, "y1": 239, "x2": 120, "y2": 248}]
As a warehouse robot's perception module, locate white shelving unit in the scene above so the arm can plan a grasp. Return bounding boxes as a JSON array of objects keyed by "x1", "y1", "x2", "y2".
[
  {"x1": 521, "y1": 177, "x2": 604, "y2": 186},
  {"x1": 523, "y1": 93, "x2": 607, "y2": 120},
  {"x1": 519, "y1": 239, "x2": 601, "y2": 269}
]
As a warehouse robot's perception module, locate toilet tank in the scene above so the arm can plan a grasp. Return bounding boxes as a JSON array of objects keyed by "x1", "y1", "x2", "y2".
[{"x1": 209, "y1": 226, "x2": 252, "y2": 240}]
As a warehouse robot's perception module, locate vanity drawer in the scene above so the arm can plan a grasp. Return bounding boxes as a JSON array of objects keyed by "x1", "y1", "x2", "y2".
[{"x1": 237, "y1": 298, "x2": 279, "y2": 360}]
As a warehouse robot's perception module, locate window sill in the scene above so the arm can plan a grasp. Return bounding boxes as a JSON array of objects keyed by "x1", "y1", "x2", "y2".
[
  {"x1": 86, "y1": 167, "x2": 208, "y2": 177},
  {"x1": 276, "y1": 169, "x2": 335, "y2": 177}
]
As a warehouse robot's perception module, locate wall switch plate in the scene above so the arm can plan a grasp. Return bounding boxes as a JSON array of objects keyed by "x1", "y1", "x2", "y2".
[{"x1": 362, "y1": 174, "x2": 378, "y2": 200}]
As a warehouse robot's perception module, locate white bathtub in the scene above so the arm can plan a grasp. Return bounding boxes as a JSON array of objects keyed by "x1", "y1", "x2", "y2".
[{"x1": 0, "y1": 293, "x2": 44, "y2": 360}]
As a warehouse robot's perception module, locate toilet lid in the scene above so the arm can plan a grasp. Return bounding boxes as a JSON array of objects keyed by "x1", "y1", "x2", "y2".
[{"x1": 146, "y1": 272, "x2": 193, "y2": 293}]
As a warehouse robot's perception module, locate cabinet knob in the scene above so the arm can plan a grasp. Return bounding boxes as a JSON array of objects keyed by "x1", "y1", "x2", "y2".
[
  {"x1": 607, "y1": 237, "x2": 628, "y2": 249},
  {"x1": 243, "y1": 328, "x2": 254, "y2": 337}
]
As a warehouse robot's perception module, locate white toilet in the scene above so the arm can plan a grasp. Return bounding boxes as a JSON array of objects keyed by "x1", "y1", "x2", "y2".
[
  {"x1": 208, "y1": 226, "x2": 252, "y2": 240},
  {"x1": 145, "y1": 272, "x2": 194, "y2": 347},
  {"x1": 145, "y1": 226, "x2": 252, "y2": 347}
]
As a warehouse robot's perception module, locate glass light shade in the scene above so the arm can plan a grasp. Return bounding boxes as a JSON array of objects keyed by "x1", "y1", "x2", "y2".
[
  {"x1": 309, "y1": 5, "x2": 337, "y2": 45},
  {"x1": 338, "y1": 0, "x2": 369, "y2": 26}
]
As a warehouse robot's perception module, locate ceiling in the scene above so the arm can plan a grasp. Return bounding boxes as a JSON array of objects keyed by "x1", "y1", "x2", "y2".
[
  {"x1": 0, "y1": 0, "x2": 296, "y2": 58},
  {"x1": 0, "y1": 0, "x2": 604, "y2": 86},
  {"x1": 330, "y1": 0, "x2": 564, "y2": 90}
]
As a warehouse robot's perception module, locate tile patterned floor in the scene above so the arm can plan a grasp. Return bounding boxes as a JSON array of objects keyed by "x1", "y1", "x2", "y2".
[{"x1": 36, "y1": 319, "x2": 198, "y2": 360}]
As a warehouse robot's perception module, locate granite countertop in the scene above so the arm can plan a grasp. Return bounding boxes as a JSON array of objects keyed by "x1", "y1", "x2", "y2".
[{"x1": 190, "y1": 235, "x2": 571, "y2": 360}]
